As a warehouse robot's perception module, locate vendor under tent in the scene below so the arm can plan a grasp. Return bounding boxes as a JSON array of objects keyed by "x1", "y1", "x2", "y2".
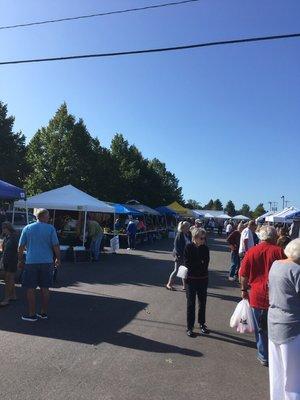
[
  {"x1": 232, "y1": 214, "x2": 250, "y2": 221},
  {"x1": 14, "y1": 184, "x2": 115, "y2": 246},
  {"x1": 0, "y1": 179, "x2": 26, "y2": 200},
  {"x1": 167, "y1": 201, "x2": 193, "y2": 217},
  {"x1": 265, "y1": 207, "x2": 300, "y2": 223}
]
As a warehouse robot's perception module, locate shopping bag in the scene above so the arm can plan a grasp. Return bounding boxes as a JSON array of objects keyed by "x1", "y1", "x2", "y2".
[
  {"x1": 177, "y1": 265, "x2": 188, "y2": 279},
  {"x1": 230, "y1": 299, "x2": 255, "y2": 334}
]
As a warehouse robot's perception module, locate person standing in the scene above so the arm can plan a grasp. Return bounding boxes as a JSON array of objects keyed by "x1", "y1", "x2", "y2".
[
  {"x1": 227, "y1": 222, "x2": 244, "y2": 281},
  {"x1": 239, "y1": 226, "x2": 285, "y2": 366},
  {"x1": 239, "y1": 220, "x2": 256, "y2": 256},
  {"x1": 166, "y1": 221, "x2": 191, "y2": 291},
  {"x1": 127, "y1": 219, "x2": 137, "y2": 250},
  {"x1": 276, "y1": 227, "x2": 291, "y2": 249},
  {"x1": 88, "y1": 218, "x2": 104, "y2": 261},
  {"x1": 18, "y1": 209, "x2": 61, "y2": 321},
  {"x1": 225, "y1": 221, "x2": 233, "y2": 237},
  {"x1": 268, "y1": 239, "x2": 300, "y2": 400},
  {"x1": 184, "y1": 228, "x2": 210, "y2": 337},
  {"x1": 0, "y1": 222, "x2": 18, "y2": 306}
]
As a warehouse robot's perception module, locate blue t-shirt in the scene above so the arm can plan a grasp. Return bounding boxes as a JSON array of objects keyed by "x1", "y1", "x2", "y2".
[{"x1": 19, "y1": 222, "x2": 59, "y2": 264}]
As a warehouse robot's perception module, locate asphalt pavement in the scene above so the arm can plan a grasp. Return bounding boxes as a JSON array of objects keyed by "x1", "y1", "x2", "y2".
[{"x1": 0, "y1": 234, "x2": 269, "y2": 400}]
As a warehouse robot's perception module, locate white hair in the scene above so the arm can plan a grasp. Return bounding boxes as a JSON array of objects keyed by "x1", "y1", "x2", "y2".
[
  {"x1": 178, "y1": 221, "x2": 190, "y2": 232},
  {"x1": 284, "y1": 238, "x2": 300, "y2": 262},
  {"x1": 191, "y1": 227, "x2": 206, "y2": 239},
  {"x1": 259, "y1": 225, "x2": 277, "y2": 242},
  {"x1": 35, "y1": 208, "x2": 49, "y2": 220}
]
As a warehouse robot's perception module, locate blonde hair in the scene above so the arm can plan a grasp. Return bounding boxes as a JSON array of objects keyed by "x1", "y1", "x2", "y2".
[
  {"x1": 192, "y1": 227, "x2": 206, "y2": 239},
  {"x1": 284, "y1": 238, "x2": 300, "y2": 263},
  {"x1": 178, "y1": 221, "x2": 190, "y2": 232},
  {"x1": 35, "y1": 208, "x2": 49, "y2": 220}
]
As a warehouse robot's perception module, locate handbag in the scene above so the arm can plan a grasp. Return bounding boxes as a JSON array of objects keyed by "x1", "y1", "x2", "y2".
[{"x1": 230, "y1": 299, "x2": 255, "y2": 334}]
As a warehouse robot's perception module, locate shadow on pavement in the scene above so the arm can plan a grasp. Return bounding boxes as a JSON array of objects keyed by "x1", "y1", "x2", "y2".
[{"x1": 0, "y1": 287, "x2": 202, "y2": 357}]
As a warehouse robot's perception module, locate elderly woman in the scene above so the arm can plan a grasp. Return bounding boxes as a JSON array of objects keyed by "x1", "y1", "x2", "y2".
[
  {"x1": 184, "y1": 228, "x2": 210, "y2": 337},
  {"x1": 268, "y1": 238, "x2": 300, "y2": 400},
  {"x1": 0, "y1": 221, "x2": 18, "y2": 306},
  {"x1": 166, "y1": 221, "x2": 191, "y2": 291}
]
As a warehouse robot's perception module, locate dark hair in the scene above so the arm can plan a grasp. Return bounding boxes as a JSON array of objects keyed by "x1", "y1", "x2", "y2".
[{"x1": 2, "y1": 221, "x2": 16, "y2": 234}]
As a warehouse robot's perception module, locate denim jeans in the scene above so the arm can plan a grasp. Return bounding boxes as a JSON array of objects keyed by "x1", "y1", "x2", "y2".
[
  {"x1": 229, "y1": 251, "x2": 240, "y2": 278},
  {"x1": 90, "y1": 233, "x2": 103, "y2": 261},
  {"x1": 252, "y1": 307, "x2": 268, "y2": 362},
  {"x1": 128, "y1": 234, "x2": 136, "y2": 249}
]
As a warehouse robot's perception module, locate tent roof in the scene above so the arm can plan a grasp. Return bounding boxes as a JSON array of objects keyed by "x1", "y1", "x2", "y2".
[
  {"x1": 14, "y1": 185, "x2": 115, "y2": 213},
  {"x1": 128, "y1": 204, "x2": 161, "y2": 216},
  {"x1": 233, "y1": 214, "x2": 250, "y2": 220},
  {"x1": 167, "y1": 201, "x2": 193, "y2": 216},
  {"x1": 256, "y1": 211, "x2": 274, "y2": 222},
  {"x1": 0, "y1": 179, "x2": 26, "y2": 200},
  {"x1": 112, "y1": 203, "x2": 143, "y2": 216},
  {"x1": 155, "y1": 206, "x2": 177, "y2": 216},
  {"x1": 266, "y1": 207, "x2": 299, "y2": 223},
  {"x1": 217, "y1": 213, "x2": 232, "y2": 219}
]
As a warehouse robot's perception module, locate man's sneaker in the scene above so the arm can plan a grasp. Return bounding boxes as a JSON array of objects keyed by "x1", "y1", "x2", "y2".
[
  {"x1": 228, "y1": 277, "x2": 235, "y2": 281},
  {"x1": 21, "y1": 314, "x2": 38, "y2": 322},
  {"x1": 257, "y1": 356, "x2": 268, "y2": 367},
  {"x1": 186, "y1": 330, "x2": 195, "y2": 338},
  {"x1": 37, "y1": 313, "x2": 48, "y2": 320},
  {"x1": 200, "y1": 324, "x2": 210, "y2": 334}
]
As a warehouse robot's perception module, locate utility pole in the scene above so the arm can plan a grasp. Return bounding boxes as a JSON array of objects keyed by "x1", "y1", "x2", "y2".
[
  {"x1": 268, "y1": 201, "x2": 272, "y2": 211},
  {"x1": 281, "y1": 195, "x2": 285, "y2": 210}
]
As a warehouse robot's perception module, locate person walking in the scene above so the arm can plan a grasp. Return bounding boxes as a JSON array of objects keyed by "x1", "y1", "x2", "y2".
[
  {"x1": 239, "y1": 220, "x2": 256, "y2": 257},
  {"x1": 88, "y1": 218, "x2": 104, "y2": 261},
  {"x1": 18, "y1": 208, "x2": 61, "y2": 322},
  {"x1": 268, "y1": 238, "x2": 300, "y2": 400},
  {"x1": 225, "y1": 221, "x2": 233, "y2": 237},
  {"x1": 166, "y1": 221, "x2": 191, "y2": 291},
  {"x1": 239, "y1": 226, "x2": 285, "y2": 366},
  {"x1": 184, "y1": 228, "x2": 210, "y2": 337},
  {"x1": 127, "y1": 218, "x2": 137, "y2": 250},
  {"x1": 276, "y1": 227, "x2": 291, "y2": 249},
  {"x1": 0, "y1": 222, "x2": 18, "y2": 306},
  {"x1": 227, "y1": 222, "x2": 244, "y2": 281}
]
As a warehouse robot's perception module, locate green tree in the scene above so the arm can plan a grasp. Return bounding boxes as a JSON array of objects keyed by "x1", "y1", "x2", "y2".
[
  {"x1": 25, "y1": 103, "x2": 103, "y2": 195},
  {"x1": 0, "y1": 101, "x2": 27, "y2": 186},
  {"x1": 252, "y1": 203, "x2": 266, "y2": 219},
  {"x1": 204, "y1": 199, "x2": 214, "y2": 209},
  {"x1": 212, "y1": 199, "x2": 223, "y2": 211},
  {"x1": 239, "y1": 204, "x2": 251, "y2": 217},
  {"x1": 185, "y1": 199, "x2": 201, "y2": 210},
  {"x1": 224, "y1": 200, "x2": 236, "y2": 216}
]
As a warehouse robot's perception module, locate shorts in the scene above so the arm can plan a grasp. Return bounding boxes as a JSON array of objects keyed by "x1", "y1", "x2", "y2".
[{"x1": 22, "y1": 263, "x2": 54, "y2": 289}]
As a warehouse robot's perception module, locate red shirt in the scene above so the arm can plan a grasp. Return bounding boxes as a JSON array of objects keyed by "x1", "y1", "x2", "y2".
[{"x1": 239, "y1": 242, "x2": 285, "y2": 309}]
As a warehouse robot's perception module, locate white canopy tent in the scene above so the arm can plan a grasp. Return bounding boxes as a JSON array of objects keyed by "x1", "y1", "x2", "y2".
[
  {"x1": 232, "y1": 214, "x2": 250, "y2": 221},
  {"x1": 256, "y1": 211, "x2": 274, "y2": 223},
  {"x1": 217, "y1": 213, "x2": 231, "y2": 220},
  {"x1": 265, "y1": 207, "x2": 299, "y2": 223},
  {"x1": 14, "y1": 185, "x2": 115, "y2": 246}
]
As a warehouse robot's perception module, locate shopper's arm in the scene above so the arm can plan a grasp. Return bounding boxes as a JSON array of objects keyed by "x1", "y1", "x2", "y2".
[
  {"x1": 53, "y1": 244, "x2": 61, "y2": 268},
  {"x1": 17, "y1": 245, "x2": 25, "y2": 269}
]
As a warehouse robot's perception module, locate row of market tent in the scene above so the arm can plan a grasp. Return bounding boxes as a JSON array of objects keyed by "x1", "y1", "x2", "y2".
[{"x1": 256, "y1": 207, "x2": 300, "y2": 224}]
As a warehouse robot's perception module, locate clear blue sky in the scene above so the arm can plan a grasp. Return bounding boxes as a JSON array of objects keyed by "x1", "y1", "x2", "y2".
[{"x1": 1, "y1": 0, "x2": 299, "y2": 210}]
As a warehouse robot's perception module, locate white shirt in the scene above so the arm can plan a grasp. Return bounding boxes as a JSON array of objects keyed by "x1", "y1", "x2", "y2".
[
  {"x1": 239, "y1": 227, "x2": 254, "y2": 254},
  {"x1": 226, "y1": 224, "x2": 233, "y2": 233}
]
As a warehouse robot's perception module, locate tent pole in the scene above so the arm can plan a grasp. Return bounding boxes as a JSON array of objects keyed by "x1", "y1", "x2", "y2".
[
  {"x1": 53, "y1": 210, "x2": 56, "y2": 225},
  {"x1": 25, "y1": 201, "x2": 29, "y2": 224},
  {"x1": 82, "y1": 211, "x2": 87, "y2": 248},
  {"x1": 113, "y1": 212, "x2": 116, "y2": 236},
  {"x1": 12, "y1": 205, "x2": 15, "y2": 224}
]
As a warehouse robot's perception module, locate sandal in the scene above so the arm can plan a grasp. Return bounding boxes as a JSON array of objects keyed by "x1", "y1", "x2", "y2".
[{"x1": 165, "y1": 285, "x2": 175, "y2": 291}]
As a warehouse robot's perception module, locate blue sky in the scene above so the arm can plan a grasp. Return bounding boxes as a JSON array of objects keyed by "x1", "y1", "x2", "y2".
[{"x1": 1, "y1": 0, "x2": 299, "y2": 210}]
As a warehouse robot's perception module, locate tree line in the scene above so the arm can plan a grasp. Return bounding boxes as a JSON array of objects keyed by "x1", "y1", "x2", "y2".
[{"x1": 0, "y1": 100, "x2": 265, "y2": 216}]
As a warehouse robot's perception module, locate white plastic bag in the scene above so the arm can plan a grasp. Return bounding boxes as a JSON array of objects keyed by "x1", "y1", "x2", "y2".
[
  {"x1": 230, "y1": 299, "x2": 255, "y2": 334},
  {"x1": 177, "y1": 265, "x2": 188, "y2": 279}
]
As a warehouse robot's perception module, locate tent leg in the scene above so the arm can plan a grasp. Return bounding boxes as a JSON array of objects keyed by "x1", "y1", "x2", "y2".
[
  {"x1": 82, "y1": 211, "x2": 87, "y2": 248},
  {"x1": 113, "y1": 212, "x2": 116, "y2": 236},
  {"x1": 25, "y1": 201, "x2": 29, "y2": 224},
  {"x1": 12, "y1": 206, "x2": 15, "y2": 224},
  {"x1": 53, "y1": 210, "x2": 56, "y2": 226}
]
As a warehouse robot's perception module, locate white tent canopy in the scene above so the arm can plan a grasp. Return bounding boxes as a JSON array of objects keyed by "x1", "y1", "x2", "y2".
[
  {"x1": 265, "y1": 207, "x2": 299, "y2": 223},
  {"x1": 14, "y1": 185, "x2": 115, "y2": 213},
  {"x1": 217, "y1": 213, "x2": 231, "y2": 219},
  {"x1": 256, "y1": 211, "x2": 274, "y2": 223},
  {"x1": 233, "y1": 214, "x2": 250, "y2": 221}
]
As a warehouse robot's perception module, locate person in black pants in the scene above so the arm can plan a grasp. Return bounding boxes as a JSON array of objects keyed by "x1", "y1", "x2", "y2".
[{"x1": 184, "y1": 227, "x2": 210, "y2": 337}]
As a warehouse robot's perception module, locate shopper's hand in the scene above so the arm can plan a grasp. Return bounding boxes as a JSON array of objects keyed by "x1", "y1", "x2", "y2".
[
  {"x1": 54, "y1": 259, "x2": 61, "y2": 268},
  {"x1": 17, "y1": 261, "x2": 24, "y2": 270},
  {"x1": 241, "y1": 290, "x2": 249, "y2": 299}
]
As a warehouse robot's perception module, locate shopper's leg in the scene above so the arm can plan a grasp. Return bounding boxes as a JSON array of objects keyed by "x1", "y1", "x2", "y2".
[
  {"x1": 269, "y1": 339, "x2": 284, "y2": 400},
  {"x1": 186, "y1": 283, "x2": 196, "y2": 330},
  {"x1": 281, "y1": 334, "x2": 300, "y2": 399},
  {"x1": 252, "y1": 308, "x2": 268, "y2": 362},
  {"x1": 26, "y1": 289, "x2": 36, "y2": 316},
  {"x1": 197, "y1": 281, "x2": 208, "y2": 326},
  {"x1": 229, "y1": 251, "x2": 237, "y2": 278},
  {"x1": 40, "y1": 288, "x2": 50, "y2": 314},
  {"x1": 167, "y1": 261, "x2": 179, "y2": 287}
]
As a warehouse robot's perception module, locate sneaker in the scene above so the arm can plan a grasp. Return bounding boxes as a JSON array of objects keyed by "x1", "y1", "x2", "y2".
[
  {"x1": 37, "y1": 313, "x2": 48, "y2": 320},
  {"x1": 186, "y1": 330, "x2": 195, "y2": 338},
  {"x1": 22, "y1": 314, "x2": 38, "y2": 322},
  {"x1": 228, "y1": 277, "x2": 235, "y2": 281},
  {"x1": 200, "y1": 324, "x2": 210, "y2": 334},
  {"x1": 257, "y1": 356, "x2": 268, "y2": 367}
]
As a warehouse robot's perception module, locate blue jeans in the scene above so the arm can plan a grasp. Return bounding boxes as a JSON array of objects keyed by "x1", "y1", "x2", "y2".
[
  {"x1": 128, "y1": 234, "x2": 136, "y2": 249},
  {"x1": 229, "y1": 251, "x2": 240, "y2": 278},
  {"x1": 90, "y1": 233, "x2": 103, "y2": 261},
  {"x1": 252, "y1": 307, "x2": 268, "y2": 362}
]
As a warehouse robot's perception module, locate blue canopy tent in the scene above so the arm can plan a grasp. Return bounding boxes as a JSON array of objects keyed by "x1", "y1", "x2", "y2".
[
  {"x1": 112, "y1": 204, "x2": 143, "y2": 216},
  {"x1": 0, "y1": 179, "x2": 26, "y2": 200},
  {"x1": 155, "y1": 206, "x2": 177, "y2": 216}
]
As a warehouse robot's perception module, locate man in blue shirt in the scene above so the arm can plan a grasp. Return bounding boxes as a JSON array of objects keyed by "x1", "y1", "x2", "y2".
[
  {"x1": 126, "y1": 219, "x2": 137, "y2": 250},
  {"x1": 18, "y1": 208, "x2": 61, "y2": 321}
]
